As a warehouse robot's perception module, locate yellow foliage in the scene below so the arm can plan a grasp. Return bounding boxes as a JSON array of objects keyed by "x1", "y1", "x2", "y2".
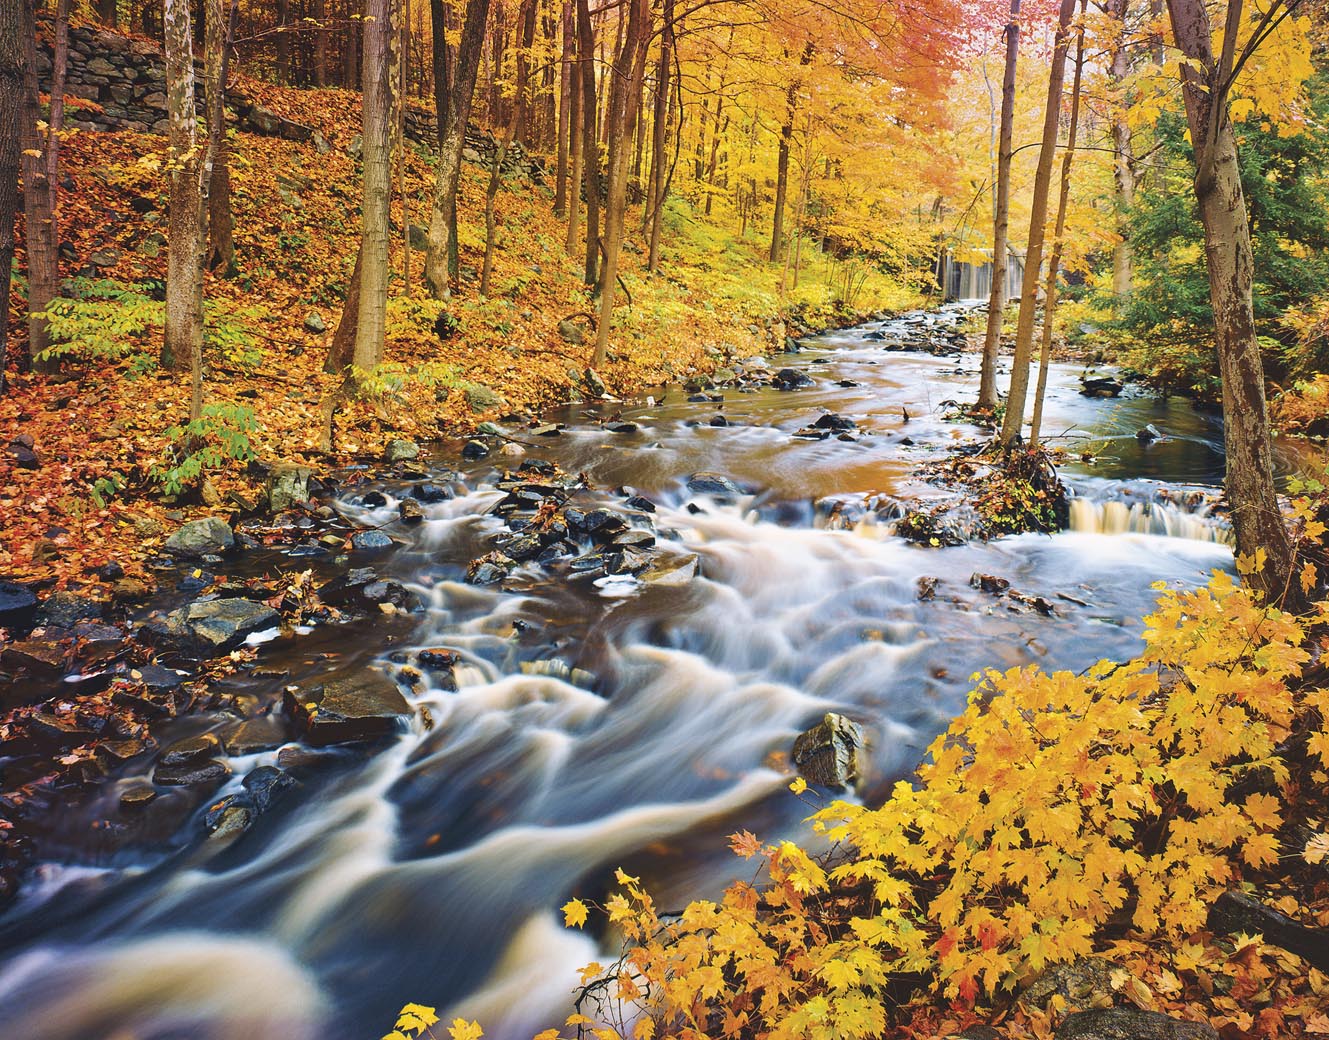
[{"x1": 556, "y1": 573, "x2": 1326, "y2": 1036}]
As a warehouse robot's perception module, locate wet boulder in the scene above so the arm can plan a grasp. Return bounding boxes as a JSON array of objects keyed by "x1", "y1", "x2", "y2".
[
  {"x1": 223, "y1": 715, "x2": 289, "y2": 755},
  {"x1": 242, "y1": 764, "x2": 296, "y2": 811},
  {"x1": 159, "y1": 732, "x2": 222, "y2": 767},
  {"x1": 1136, "y1": 423, "x2": 1162, "y2": 444},
  {"x1": 398, "y1": 498, "x2": 425, "y2": 525},
  {"x1": 164, "y1": 517, "x2": 235, "y2": 558},
  {"x1": 466, "y1": 551, "x2": 516, "y2": 585},
  {"x1": 203, "y1": 793, "x2": 253, "y2": 840},
  {"x1": 411, "y1": 483, "x2": 452, "y2": 504},
  {"x1": 639, "y1": 554, "x2": 699, "y2": 587},
  {"x1": 180, "y1": 598, "x2": 280, "y2": 652},
  {"x1": 350, "y1": 530, "x2": 395, "y2": 553},
  {"x1": 383, "y1": 439, "x2": 421, "y2": 464},
  {"x1": 772, "y1": 368, "x2": 814, "y2": 390},
  {"x1": 154, "y1": 757, "x2": 231, "y2": 789},
  {"x1": 266, "y1": 463, "x2": 313, "y2": 512},
  {"x1": 1079, "y1": 377, "x2": 1123, "y2": 398},
  {"x1": 1054, "y1": 1009, "x2": 1216, "y2": 1040},
  {"x1": 792, "y1": 712, "x2": 862, "y2": 789},
  {"x1": 40, "y1": 590, "x2": 106, "y2": 629},
  {"x1": 812, "y1": 413, "x2": 856, "y2": 432},
  {"x1": 0, "y1": 580, "x2": 38, "y2": 632},
  {"x1": 284, "y1": 671, "x2": 414, "y2": 746},
  {"x1": 687, "y1": 471, "x2": 743, "y2": 496},
  {"x1": 461, "y1": 439, "x2": 490, "y2": 460},
  {"x1": 970, "y1": 573, "x2": 1011, "y2": 594}
]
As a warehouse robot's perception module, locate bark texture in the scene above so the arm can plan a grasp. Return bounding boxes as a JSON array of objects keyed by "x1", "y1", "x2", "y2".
[
  {"x1": 424, "y1": 0, "x2": 490, "y2": 297},
  {"x1": 353, "y1": 0, "x2": 396, "y2": 369},
  {"x1": 0, "y1": 0, "x2": 20, "y2": 393},
  {"x1": 977, "y1": 0, "x2": 1020, "y2": 411},
  {"x1": 1165, "y1": 0, "x2": 1299, "y2": 604},
  {"x1": 999, "y1": 0, "x2": 1077, "y2": 446}
]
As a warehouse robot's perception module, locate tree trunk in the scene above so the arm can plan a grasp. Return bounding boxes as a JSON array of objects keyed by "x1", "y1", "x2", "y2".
[
  {"x1": 20, "y1": 0, "x2": 66, "y2": 373},
  {"x1": 423, "y1": 0, "x2": 490, "y2": 297},
  {"x1": 512, "y1": 0, "x2": 536, "y2": 143},
  {"x1": 353, "y1": 0, "x2": 396, "y2": 370},
  {"x1": 1030, "y1": 2, "x2": 1086, "y2": 448},
  {"x1": 769, "y1": 41, "x2": 812, "y2": 264},
  {"x1": 275, "y1": 0, "x2": 290, "y2": 83},
  {"x1": 1165, "y1": 0, "x2": 1299, "y2": 603},
  {"x1": 0, "y1": 0, "x2": 20, "y2": 394},
  {"x1": 313, "y1": 0, "x2": 328, "y2": 85},
  {"x1": 430, "y1": 0, "x2": 449, "y2": 146},
  {"x1": 343, "y1": 0, "x2": 359, "y2": 89},
  {"x1": 163, "y1": 0, "x2": 204, "y2": 420},
  {"x1": 645, "y1": 0, "x2": 673, "y2": 273},
  {"x1": 576, "y1": 0, "x2": 599, "y2": 286},
  {"x1": 564, "y1": 16, "x2": 582, "y2": 254},
  {"x1": 1107, "y1": 0, "x2": 1135, "y2": 311},
  {"x1": 205, "y1": 0, "x2": 237, "y2": 276},
  {"x1": 976, "y1": 0, "x2": 1020, "y2": 411},
  {"x1": 327, "y1": 243, "x2": 362, "y2": 372},
  {"x1": 999, "y1": 0, "x2": 1076, "y2": 447},
  {"x1": 554, "y1": 0, "x2": 572, "y2": 217},
  {"x1": 590, "y1": 0, "x2": 651, "y2": 368}
]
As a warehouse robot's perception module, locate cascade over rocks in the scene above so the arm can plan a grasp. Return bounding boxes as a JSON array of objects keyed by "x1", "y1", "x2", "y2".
[{"x1": 284, "y1": 672, "x2": 414, "y2": 746}]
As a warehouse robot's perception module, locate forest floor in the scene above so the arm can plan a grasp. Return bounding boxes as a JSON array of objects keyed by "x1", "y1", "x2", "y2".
[{"x1": 1, "y1": 75, "x2": 919, "y2": 591}]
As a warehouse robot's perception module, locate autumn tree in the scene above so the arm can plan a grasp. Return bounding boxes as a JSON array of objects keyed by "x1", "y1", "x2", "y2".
[
  {"x1": 0, "y1": 0, "x2": 18, "y2": 394},
  {"x1": 977, "y1": 0, "x2": 1020, "y2": 412},
  {"x1": 591, "y1": 0, "x2": 652, "y2": 369},
  {"x1": 162, "y1": 0, "x2": 204, "y2": 420},
  {"x1": 1163, "y1": 0, "x2": 1308, "y2": 602},
  {"x1": 19, "y1": 0, "x2": 67, "y2": 373},
  {"x1": 424, "y1": 0, "x2": 490, "y2": 297},
  {"x1": 1000, "y1": 0, "x2": 1077, "y2": 447},
  {"x1": 353, "y1": 0, "x2": 398, "y2": 368}
]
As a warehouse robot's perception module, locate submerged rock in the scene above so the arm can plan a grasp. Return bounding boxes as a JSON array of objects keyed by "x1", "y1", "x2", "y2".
[
  {"x1": 1080, "y1": 377, "x2": 1123, "y2": 398},
  {"x1": 772, "y1": 368, "x2": 814, "y2": 390},
  {"x1": 792, "y1": 712, "x2": 862, "y2": 789},
  {"x1": 687, "y1": 471, "x2": 743, "y2": 496}
]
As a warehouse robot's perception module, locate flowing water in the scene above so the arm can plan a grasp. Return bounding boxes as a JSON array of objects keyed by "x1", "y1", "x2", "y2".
[{"x1": 0, "y1": 307, "x2": 1319, "y2": 1039}]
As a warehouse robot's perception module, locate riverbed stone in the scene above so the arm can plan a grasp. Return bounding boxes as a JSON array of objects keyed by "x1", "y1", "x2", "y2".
[
  {"x1": 772, "y1": 367, "x2": 814, "y2": 390},
  {"x1": 384, "y1": 438, "x2": 421, "y2": 463},
  {"x1": 266, "y1": 463, "x2": 313, "y2": 512},
  {"x1": 284, "y1": 671, "x2": 414, "y2": 746},
  {"x1": 158, "y1": 732, "x2": 221, "y2": 767},
  {"x1": 163, "y1": 598, "x2": 281, "y2": 652},
  {"x1": 164, "y1": 517, "x2": 235, "y2": 557},
  {"x1": 242, "y1": 764, "x2": 296, "y2": 810},
  {"x1": 223, "y1": 715, "x2": 289, "y2": 755},
  {"x1": 687, "y1": 471, "x2": 743, "y2": 496},
  {"x1": 1054, "y1": 1009, "x2": 1217, "y2": 1040},
  {"x1": 153, "y1": 757, "x2": 231, "y2": 788},
  {"x1": 792, "y1": 712, "x2": 862, "y2": 788},
  {"x1": 0, "y1": 581, "x2": 38, "y2": 632},
  {"x1": 351, "y1": 530, "x2": 395, "y2": 553}
]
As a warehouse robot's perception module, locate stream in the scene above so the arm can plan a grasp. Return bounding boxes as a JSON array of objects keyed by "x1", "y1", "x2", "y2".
[{"x1": 0, "y1": 305, "x2": 1318, "y2": 1040}]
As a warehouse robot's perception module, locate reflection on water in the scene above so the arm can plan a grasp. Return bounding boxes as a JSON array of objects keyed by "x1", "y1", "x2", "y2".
[{"x1": 0, "y1": 306, "x2": 1315, "y2": 1040}]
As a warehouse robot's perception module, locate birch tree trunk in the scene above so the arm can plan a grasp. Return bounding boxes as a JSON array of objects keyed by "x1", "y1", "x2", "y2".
[
  {"x1": 1107, "y1": 0, "x2": 1136, "y2": 310},
  {"x1": 999, "y1": 0, "x2": 1077, "y2": 446},
  {"x1": 1165, "y1": 0, "x2": 1299, "y2": 604},
  {"x1": 423, "y1": 0, "x2": 490, "y2": 297},
  {"x1": 353, "y1": 0, "x2": 397, "y2": 370},
  {"x1": 976, "y1": 0, "x2": 1020, "y2": 411},
  {"x1": 1030, "y1": 2, "x2": 1086, "y2": 448}
]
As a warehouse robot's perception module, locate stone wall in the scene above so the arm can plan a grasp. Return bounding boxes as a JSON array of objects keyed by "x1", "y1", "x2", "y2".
[{"x1": 37, "y1": 20, "x2": 546, "y2": 183}]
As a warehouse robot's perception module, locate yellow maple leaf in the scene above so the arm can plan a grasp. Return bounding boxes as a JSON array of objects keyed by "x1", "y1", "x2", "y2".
[
  {"x1": 448, "y1": 1020, "x2": 483, "y2": 1040},
  {"x1": 562, "y1": 899, "x2": 589, "y2": 929}
]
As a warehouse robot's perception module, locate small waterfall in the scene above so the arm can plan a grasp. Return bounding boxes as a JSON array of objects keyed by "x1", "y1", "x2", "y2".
[{"x1": 1067, "y1": 494, "x2": 1231, "y2": 544}]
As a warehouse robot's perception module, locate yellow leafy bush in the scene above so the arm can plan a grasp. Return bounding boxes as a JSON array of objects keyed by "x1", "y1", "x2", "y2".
[{"x1": 551, "y1": 573, "x2": 1327, "y2": 1040}]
